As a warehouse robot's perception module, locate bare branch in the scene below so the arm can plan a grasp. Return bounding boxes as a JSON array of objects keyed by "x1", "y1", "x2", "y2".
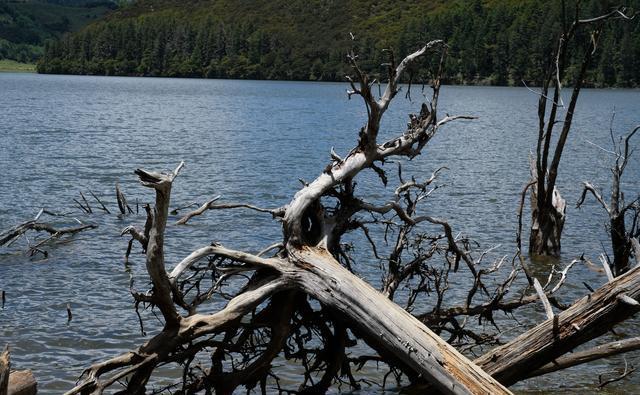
[
  {"x1": 378, "y1": 40, "x2": 443, "y2": 111},
  {"x1": 169, "y1": 244, "x2": 281, "y2": 285},
  {"x1": 533, "y1": 278, "x2": 554, "y2": 320},
  {"x1": 528, "y1": 337, "x2": 640, "y2": 378},
  {"x1": 576, "y1": 182, "x2": 610, "y2": 212},
  {"x1": 0, "y1": 220, "x2": 96, "y2": 247},
  {"x1": 176, "y1": 196, "x2": 285, "y2": 225}
]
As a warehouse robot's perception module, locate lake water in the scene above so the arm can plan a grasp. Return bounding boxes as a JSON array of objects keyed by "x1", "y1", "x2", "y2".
[{"x1": 0, "y1": 73, "x2": 639, "y2": 393}]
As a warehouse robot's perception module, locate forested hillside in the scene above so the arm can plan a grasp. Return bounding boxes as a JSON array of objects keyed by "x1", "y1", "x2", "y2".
[
  {"x1": 38, "y1": 0, "x2": 640, "y2": 86},
  {"x1": 0, "y1": 0, "x2": 116, "y2": 63}
]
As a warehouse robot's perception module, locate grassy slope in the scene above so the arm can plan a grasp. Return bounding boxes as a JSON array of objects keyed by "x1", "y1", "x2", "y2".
[{"x1": 0, "y1": 59, "x2": 36, "y2": 72}]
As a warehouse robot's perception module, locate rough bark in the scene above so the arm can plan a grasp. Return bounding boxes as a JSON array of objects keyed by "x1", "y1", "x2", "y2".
[
  {"x1": 290, "y1": 247, "x2": 510, "y2": 395},
  {"x1": 526, "y1": 337, "x2": 640, "y2": 378},
  {"x1": 0, "y1": 348, "x2": 9, "y2": 395},
  {"x1": 475, "y1": 263, "x2": 640, "y2": 385},
  {"x1": 7, "y1": 371, "x2": 36, "y2": 395}
]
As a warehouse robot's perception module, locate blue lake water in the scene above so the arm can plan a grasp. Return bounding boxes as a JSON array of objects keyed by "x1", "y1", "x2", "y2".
[{"x1": 0, "y1": 73, "x2": 639, "y2": 393}]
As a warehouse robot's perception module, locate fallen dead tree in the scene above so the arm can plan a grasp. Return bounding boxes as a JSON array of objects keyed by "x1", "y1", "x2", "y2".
[
  {"x1": 66, "y1": 41, "x2": 513, "y2": 395},
  {"x1": 475, "y1": 252, "x2": 640, "y2": 385},
  {"x1": 0, "y1": 209, "x2": 96, "y2": 257},
  {"x1": 0, "y1": 211, "x2": 95, "y2": 247},
  {"x1": 65, "y1": 38, "x2": 640, "y2": 395}
]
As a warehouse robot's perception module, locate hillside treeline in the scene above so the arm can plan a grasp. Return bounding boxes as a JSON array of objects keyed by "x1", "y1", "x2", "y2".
[
  {"x1": 38, "y1": 0, "x2": 640, "y2": 86},
  {"x1": 0, "y1": 1, "x2": 116, "y2": 63}
]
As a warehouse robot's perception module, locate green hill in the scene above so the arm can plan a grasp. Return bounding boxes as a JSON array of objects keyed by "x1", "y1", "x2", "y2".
[
  {"x1": 0, "y1": 0, "x2": 116, "y2": 64},
  {"x1": 36, "y1": 0, "x2": 640, "y2": 86}
]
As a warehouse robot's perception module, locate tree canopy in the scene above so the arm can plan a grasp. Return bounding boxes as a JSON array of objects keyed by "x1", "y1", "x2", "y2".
[{"x1": 0, "y1": 0, "x2": 116, "y2": 63}]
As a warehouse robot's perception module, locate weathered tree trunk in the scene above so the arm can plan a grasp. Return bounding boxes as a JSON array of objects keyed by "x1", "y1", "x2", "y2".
[
  {"x1": 475, "y1": 263, "x2": 640, "y2": 385},
  {"x1": 611, "y1": 213, "x2": 630, "y2": 275},
  {"x1": 527, "y1": 6, "x2": 606, "y2": 257},
  {"x1": 0, "y1": 348, "x2": 9, "y2": 395},
  {"x1": 290, "y1": 247, "x2": 511, "y2": 395},
  {"x1": 7, "y1": 371, "x2": 36, "y2": 395},
  {"x1": 529, "y1": 166, "x2": 566, "y2": 257},
  {"x1": 577, "y1": 126, "x2": 640, "y2": 276}
]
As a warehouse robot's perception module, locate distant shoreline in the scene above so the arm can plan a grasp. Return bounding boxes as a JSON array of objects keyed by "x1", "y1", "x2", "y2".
[
  {"x1": 0, "y1": 60, "x2": 36, "y2": 73},
  {"x1": 27, "y1": 70, "x2": 639, "y2": 90}
]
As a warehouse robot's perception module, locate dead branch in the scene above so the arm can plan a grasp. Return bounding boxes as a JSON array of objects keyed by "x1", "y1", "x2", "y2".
[
  {"x1": 527, "y1": 337, "x2": 640, "y2": 378},
  {"x1": 115, "y1": 182, "x2": 133, "y2": 215},
  {"x1": 175, "y1": 196, "x2": 285, "y2": 225},
  {"x1": 89, "y1": 190, "x2": 110, "y2": 214},
  {"x1": 598, "y1": 358, "x2": 635, "y2": 388},
  {"x1": 0, "y1": 219, "x2": 96, "y2": 247}
]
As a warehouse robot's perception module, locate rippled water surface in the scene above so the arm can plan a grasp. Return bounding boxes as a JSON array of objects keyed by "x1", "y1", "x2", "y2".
[{"x1": 1, "y1": 73, "x2": 639, "y2": 393}]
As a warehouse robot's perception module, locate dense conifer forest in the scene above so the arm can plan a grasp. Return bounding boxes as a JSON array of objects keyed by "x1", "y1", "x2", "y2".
[
  {"x1": 0, "y1": 0, "x2": 116, "y2": 63},
  {"x1": 28, "y1": 0, "x2": 640, "y2": 86}
]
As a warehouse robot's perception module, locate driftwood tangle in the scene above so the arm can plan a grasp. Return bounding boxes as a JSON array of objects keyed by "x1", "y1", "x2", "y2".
[
  {"x1": 65, "y1": 42, "x2": 513, "y2": 395},
  {"x1": 476, "y1": 263, "x2": 640, "y2": 385},
  {"x1": 64, "y1": 25, "x2": 640, "y2": 395}
]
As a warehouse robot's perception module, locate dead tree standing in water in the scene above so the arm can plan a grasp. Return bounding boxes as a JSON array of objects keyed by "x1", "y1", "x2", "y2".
[
  {"x1": 528, "y1": 3, "x2": 632, "y2": 256},
  {"x1": 577, "y1": 123, "x2": 640, "y2": 276}
]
